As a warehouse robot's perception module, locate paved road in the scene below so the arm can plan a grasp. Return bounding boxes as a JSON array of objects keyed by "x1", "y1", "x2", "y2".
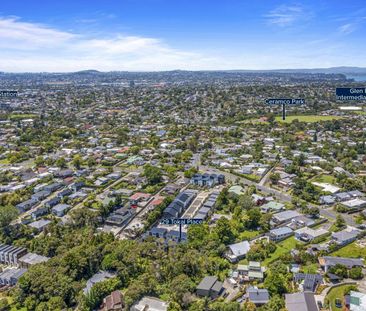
[
  {"x1": 199, "y1": 163, "x2": 292, "y2": 202},
  {"x1": 320, "y1": 207, "x2": 356, "y2": 226},
  {"x1": 195, "y1": 154, "x2": 359, "y2": 227}
]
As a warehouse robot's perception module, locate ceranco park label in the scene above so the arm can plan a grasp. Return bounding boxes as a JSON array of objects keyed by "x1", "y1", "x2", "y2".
[
  {"x1": 265, "y1": 98, "x2": 305, "y2": 105},
  {"x1": 265, "y1": 98, "x2": 305, "y2": 120},
  {"x1": 336, "y1": 87, "x2": 366, "y2": 100}
]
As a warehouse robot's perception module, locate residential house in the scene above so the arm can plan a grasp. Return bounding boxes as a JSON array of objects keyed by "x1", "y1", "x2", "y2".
[
  {"x1": 18, "y1": 253, "x2": 49, "y2": 268},
  {"x1": 237, "y1": 261, "x2": 265, "y2": 282},
  {"x1": 31, "y1": 207, "x2": 49, "y2": 220},
  {"x1": 44, "y1": 197, "x2": 61, "y2": 208},
  {"x1": 295, "y1": 227, "x2": 328, "y2": 242},
  {"x1": 260, "y1": 201, "x2": 285, "y2": 213},
  {"x1": 272, "y1": 210, "x2": 301, "y2": 226},
  {"x1": 131, "y1": 296, "x2": 168, "y2": 311},
  {"x1": 99, "y1": 290, "x2": 125, "y2": 311},
  {"x1": 318, "y1": 256, "x2": 364, "y2": 273},
  {"x1": 28, "y1": 219, "x2": 51, "y2": 232},
  {"x1": 341, "y1": 198, "x2": 366, "y2": 210},
  {"x1": 294, "y1": 273, "x2": 323, "y2": 292},
  {"x1": 225, "y1": 241, "x2": 250, "y2": 263},
  {"x1": 31, "y1": 190, "x2": 51, "y2": 201},
  {"x1": 0, "y1": 244, "x2": 27, "y2": 265},
  {"x1": 163, "y1": 190, "x2": 197, "y2": 218},
  {"x1": 190, "y1": 173, "x2": 225, "y2": 187},
  {"x1": 285, "y1": 292, "x2": 319, "y2": 311},
  {"x1": 84, "y1": 271, "x2": 116, "y2": 295},
  {"x1": 51, "y1": 204, "x2": 71, "y2": 217},
  {"x1": 147, "y1": 227, "x2": 168, "y2": 239},
  {"x1": 16, "y1": 198, "x2": 38, "y2": 213},
  {"x1": 196, "y1": 276, "x2": 224, "y2": 299},
  {"x1": 269, "y1": 227, "x2": 293, "y2": 242},
  {"x1": 349, "y1": 291, "x2": 366, "y2": 311},
  {"x1": 0, "y1": 268, "x2": 27, "y2": 286},
  {"x1": 129, "y1": 192, "x2": 152, "y2": 207},
  {"x1": 331, "y1": 229, "x2": 359, "y2": 246},
  {"x1": 244, "y1": 287, "x2": 270, "y2": 306}
]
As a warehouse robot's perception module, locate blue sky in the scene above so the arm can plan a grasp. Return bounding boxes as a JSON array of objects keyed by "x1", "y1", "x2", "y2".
[{"x1": 1, "y1": 0, "x2": 366, "y2": 72}]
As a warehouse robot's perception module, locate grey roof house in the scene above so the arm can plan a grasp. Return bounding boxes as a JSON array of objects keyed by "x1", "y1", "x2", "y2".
[
  {"x1": 244, "y1": 287, "x2": 270, "y2": 306},
  {"x1": 196, "y1": 276, "x2": 224, "y2": 299},
  {"x1": 285, "y1": 292, "x2": 318, "y2": 311},
  {"x1": 225, "y1": 241, "x2": 251, "y2": 263}
]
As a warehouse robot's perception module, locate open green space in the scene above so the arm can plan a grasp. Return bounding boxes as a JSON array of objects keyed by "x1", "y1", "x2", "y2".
[
  {"x1": 303, "y1": 263, "x2": 318, "y2": 274},
  {"x1": 331, "y1": 242, "x2": 366, "y2": 259},
  {"x1": 8, "y1": 113, "x2": 38, "y2": 121},
  {"x1": 275, "y1": 115, "x2": 343, "y2": 123},
  {"x1": 262, "y1": 236, "x2": 298, "y2": 266},
  {"x1": 238, "y1": 230, "x2": 260, "y2": 241},
  {"x1": 311, "y1": 174, "x2": 336, "y2": 184},
  {"x1": 325, "y1": 284, "x2": 357, "y2": 311}
]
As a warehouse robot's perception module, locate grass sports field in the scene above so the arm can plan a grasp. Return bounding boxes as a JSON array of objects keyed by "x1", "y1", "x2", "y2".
[{"x1": 275, "y1": 115, "x2": 343, "y2": 123}]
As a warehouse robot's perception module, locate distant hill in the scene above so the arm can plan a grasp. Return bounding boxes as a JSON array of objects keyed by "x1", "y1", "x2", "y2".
[
  {"x1": 70, "y1": 67, "x2": 366, "y2": 75},
  {"x1": 261, "y1": 67, "x2": 366, "y2": 75}
]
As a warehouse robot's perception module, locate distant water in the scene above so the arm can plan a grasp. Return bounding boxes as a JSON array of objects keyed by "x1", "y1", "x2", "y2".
[{"x1": 346, "y1": 75, "x2": 366, "y2": 82}]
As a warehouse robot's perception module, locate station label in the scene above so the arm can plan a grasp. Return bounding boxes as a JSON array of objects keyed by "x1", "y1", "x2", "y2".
[{"x1": 0, "y1": 91, "x2": 18, "y2": 98}]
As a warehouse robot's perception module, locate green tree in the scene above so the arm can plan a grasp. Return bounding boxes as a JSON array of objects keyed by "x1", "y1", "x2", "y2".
[
  {"x1": 55, "y1": 157, "x2": 67, "y2": 168},
  {"x1": 349, "y1": 267, "x2": 363, "y2": 280},
  {"x1": 0, "y1": 298, "x2": 9, "y2": 311},
  {"x1": 259, "y1": 295, "x2": 285, "y2": 311},
  {"x1": 143, "y1": 164, "x2": 162, "y2": 185},
  {"x1": 72, "y1": 154, "x2": 83, "y2": 169},
  {"x1": 269, "y1": 173, "x2": 280, "y2": 184}
]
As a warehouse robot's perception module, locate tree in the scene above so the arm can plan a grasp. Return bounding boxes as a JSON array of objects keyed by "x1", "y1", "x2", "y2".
[
  {"x1": 184, "y1": 167, "x2": 198, "y2": 179},
  {"x1": 243, "y1": 300, "x2": 256, "y2": 311},
  {"x1": 259, "y1": 295, "x2": 285, "y2": 311},
  {"x1": 87, "y1": 157, "x2": 96, "y2": 168},
  {"x1": 264, "y1": 269, "x2": 288, "y2": 295},
  {"x1": 72, "y1": 154, "x2": 83, "y2": 169},
  {"x1": 0, "y1": 298, "x2": 9, "y2": 311},
  {"x1": 239, "y1": 194, "x2": 254, "y2": 210},
  {"x1": 335, "y1": 215, "x2": 346, "y2": 229},
  {"x1": 246, "y1": 208, "x2": 261, "y2": 230},
  {"x1": 143, "y1": 164, "x2": 162, "y2": 185},
  {"x1": 269, "y1": 173, "x2": 280, "y2": 185},
  {"x1": 83, "y1": 278, "x2": 121, "y2": 310},
  {"x1": 55, "y1": 157, "x2": 67, "y2": 168},
  {"x1": 34, "y1": 156, "x2": 45, "y2": 167},
  {"x1": 328, "y1": 264, "x2": 348, "y2": 278},
  {"x1": 0, "y1": 205, "x2": 18, "y2": 235},
  {"x1": 212, "y1": 217, "x2": 235, "y2": 245},
  {"x1": 349, "y1": 267, "x2": 363, "y2": 279}
]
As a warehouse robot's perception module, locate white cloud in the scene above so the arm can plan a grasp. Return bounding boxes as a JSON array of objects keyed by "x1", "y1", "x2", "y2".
[
  {"x1": 338, "y1": 23, "x2": 356, "y2": 34},
  {"x1": 0, "y1": 17, "x2": 218, "y2": 72},
  {"x1": 0, "y1": 17, "x2": 75, "y2": 49},
  {"x1": 0, "y1": 16, "x2": 365, "y2": 72},
  {"x1": 265, "y1": 4, "x2": 308, "y2": 27}
]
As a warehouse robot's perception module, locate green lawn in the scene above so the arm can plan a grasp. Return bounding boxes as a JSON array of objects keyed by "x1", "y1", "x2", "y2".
[
  {"x1": 263, "y1": 237, "x2": 298, "y2": 266},
  {"x1": 275, "y1": 115, "x2": 343, "y2": 123},
  {"x1": 325, "y1": 284, "x2": 357, "y2": 311},
  {"x1": 303, "y1": 263, "x2": 318, "y2": 274},
  {"x1": 311, "y1": 174, "x2": 336, "y2": 184},
  {"x1": 353, "y1": 110, "x2": 366, "y2": 115},
  {"x1": 331, "y1": 242, "x2": 366, "y2": 259},
  {"x1": 0, "y1": 159, "x2": 9, "y2": 164},
  {"x1": 238, "y1": 230, "x2": 260, "y2": 241},
  {"x1": 8, "y1": 113, "x2": 38, "y2": 120}
]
